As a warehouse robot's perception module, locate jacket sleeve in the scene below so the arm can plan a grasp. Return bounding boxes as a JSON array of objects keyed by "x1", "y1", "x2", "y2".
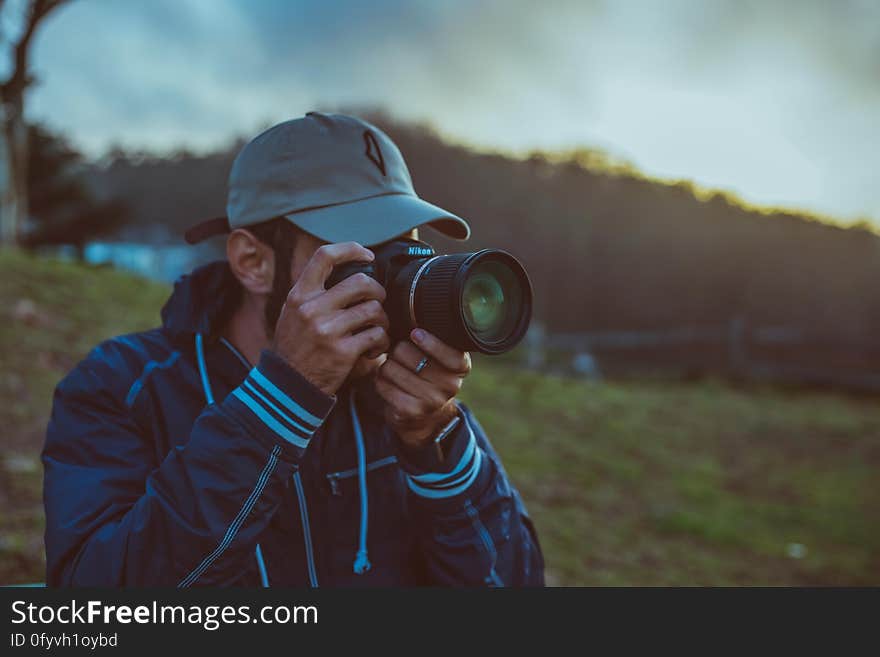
[
  {"x1": 394, "y1": 403, "x2": 545, "y2": 587},
  {"x1": 42, "y1": 347, "x2": 334, "y2": 587}
]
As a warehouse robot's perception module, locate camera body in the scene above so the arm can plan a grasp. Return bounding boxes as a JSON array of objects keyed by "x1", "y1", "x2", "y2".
[{"x1": 328, "y1": 238, "x2": 532, "y2": 354}]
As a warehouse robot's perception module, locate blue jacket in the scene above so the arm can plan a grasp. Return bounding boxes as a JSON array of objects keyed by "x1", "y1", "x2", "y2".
[{"x1": 42, "y1": 261, "x2": 544, "y2": 587}]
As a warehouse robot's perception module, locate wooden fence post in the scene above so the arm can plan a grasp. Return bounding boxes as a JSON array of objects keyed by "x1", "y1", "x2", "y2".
[
  {"x1": 525, "y1": 322, "x2": 546, "y2": 370},
  {"x1": 728, "y1": 315, "x2": 747, "y2": 375}
]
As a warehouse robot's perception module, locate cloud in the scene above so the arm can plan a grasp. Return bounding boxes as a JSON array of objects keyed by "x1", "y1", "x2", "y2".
[{"x1": 25, "y1": 0, "x2": 880, "y2": 222}]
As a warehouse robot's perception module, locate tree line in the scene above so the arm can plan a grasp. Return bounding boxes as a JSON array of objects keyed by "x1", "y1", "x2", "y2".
[
  {"x1": 1, "y1": 1, "x2": 876, "y2": 352},
  {"x1": 59, "y1": 112, "x2": 879, "y2": 347}
]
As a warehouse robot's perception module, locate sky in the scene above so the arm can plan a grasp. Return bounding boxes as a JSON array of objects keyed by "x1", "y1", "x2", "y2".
[{"x1": 18, "y1": 0, "x2": 880, "y2": 224}]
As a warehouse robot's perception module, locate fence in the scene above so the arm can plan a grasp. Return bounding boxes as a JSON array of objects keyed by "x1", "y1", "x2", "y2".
[{"x1": 523, "y1": 318, "x2": 880, "y2": 392}]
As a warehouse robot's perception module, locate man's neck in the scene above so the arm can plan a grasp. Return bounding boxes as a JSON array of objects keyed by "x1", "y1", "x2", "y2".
[{"x1": 222, "y1": 297, "x2": 271, "y2": 368}]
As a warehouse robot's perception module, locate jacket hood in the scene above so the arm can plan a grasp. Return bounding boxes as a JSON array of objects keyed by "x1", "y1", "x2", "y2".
[{"x1": 161, "y1": 260, "x2": 241, "y2": 341}]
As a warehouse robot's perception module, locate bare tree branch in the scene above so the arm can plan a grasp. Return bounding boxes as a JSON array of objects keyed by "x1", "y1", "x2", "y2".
[
  {"x1": 1, "y1": 0, "x2": 69, "y2": 99},
  {"x1": 0, "y1": 1, "x2": 11, "y2": 49}
]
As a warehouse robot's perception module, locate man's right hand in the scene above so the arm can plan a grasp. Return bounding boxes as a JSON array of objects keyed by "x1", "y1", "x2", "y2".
[{"x1": 272, "y1": 242, "x2": 390, "y2": 396}]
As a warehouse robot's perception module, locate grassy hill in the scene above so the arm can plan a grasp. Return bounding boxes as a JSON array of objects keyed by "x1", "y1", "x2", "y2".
[{"x1": 1, "y1": 249, "x2": 879, "y2": 585}]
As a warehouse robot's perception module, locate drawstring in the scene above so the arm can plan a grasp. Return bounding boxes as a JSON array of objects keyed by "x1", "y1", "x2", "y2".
[
  {"x1": 195, "y1": 333, "x2": 215, "y2": 405},
  {"x1": 197, "y1": 333, "x2": 372, "y2": 577},
  {"x1": 350, "y1": 392, "x2": 371, "y2": 574},
  {"x1": 254, "y1": 543, "x2": 270, "y2": 587}
]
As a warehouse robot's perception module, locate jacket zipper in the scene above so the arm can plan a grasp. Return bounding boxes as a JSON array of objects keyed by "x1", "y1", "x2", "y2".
[
  {"x1": 293, "y1": 470, "x2": 319, "y2": 587},
  {"x1": 326, "y1": 455, "x2": 398, "y2": 496}
]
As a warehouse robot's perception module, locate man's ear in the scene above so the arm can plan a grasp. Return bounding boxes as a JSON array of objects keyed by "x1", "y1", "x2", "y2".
[{"x1": 226, "y1": 228, "x2": 274, "y2": 295}]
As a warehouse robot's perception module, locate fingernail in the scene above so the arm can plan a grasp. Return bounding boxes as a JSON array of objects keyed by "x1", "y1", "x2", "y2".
[{"x1": 412, "y1": 329, "x2": 426, "y2": 343}]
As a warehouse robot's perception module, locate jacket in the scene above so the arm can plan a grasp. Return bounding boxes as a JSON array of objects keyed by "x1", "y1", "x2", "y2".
[{"x1": 42, "y1": 261, "x2": 544, "y2": 587}]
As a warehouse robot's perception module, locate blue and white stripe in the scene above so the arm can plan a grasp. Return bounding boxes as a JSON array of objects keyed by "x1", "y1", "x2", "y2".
[
  {"x1": 406, "y1": 422, "x2": 483, "y2": 499},
  {"x1": 178, "y1": 445, "x2": 281, "y2": 588},
  {"x1": 232, "y1": 367, "x2": 322, "y2": 449}
]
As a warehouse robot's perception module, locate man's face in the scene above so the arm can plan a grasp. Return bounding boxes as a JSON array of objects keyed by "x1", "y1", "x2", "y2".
[{"x1": 287, "y1": 228, "x2": 419, "y2": 380}]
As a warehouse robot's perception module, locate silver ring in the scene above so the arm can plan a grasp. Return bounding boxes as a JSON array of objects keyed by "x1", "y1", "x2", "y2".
[{"x1": 414, "y1": 357, "x2": 429, "y2": 374}]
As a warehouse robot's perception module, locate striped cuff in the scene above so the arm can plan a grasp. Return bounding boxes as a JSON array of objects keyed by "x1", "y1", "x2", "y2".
[
  {"x1": 405, "y1": 420, "x2": 483, "y2": 499},
  {"x1": 228, "y1": 350, "x2": 334, "y2": 453}
]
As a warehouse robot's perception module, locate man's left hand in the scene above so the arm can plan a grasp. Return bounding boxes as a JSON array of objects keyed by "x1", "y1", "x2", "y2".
[{"x1": 374, "y1": 328, "x2": 471, "y2": 449}]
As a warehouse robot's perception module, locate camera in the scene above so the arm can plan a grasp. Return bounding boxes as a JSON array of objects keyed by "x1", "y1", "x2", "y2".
[{"x1": 327, "y1": 238, "x2": 533, "y2": 354}]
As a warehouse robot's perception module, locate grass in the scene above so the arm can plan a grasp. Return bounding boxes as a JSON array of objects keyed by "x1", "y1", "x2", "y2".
[
  {"x1": 462, "y1": 368, "x2": 880, "y2": 584},
  {"x1": 0, "y1": 249, "x2": 168, "y2": 584},
  {"x1": 2, "y1": 248, "x2": 879, "y2": 585}
]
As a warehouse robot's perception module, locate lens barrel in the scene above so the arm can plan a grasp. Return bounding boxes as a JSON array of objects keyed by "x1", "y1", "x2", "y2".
[{"x1": 390, "y1": 249, "x2": 533, "y2": 354}]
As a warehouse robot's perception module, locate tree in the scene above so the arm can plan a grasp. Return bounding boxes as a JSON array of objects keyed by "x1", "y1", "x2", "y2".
[
  {"x1": 0, "y1": 0, "x2": 69, "y2": 245},
  {"x1": 22, "y1": 123, "x2": 128, "y2": 251}
]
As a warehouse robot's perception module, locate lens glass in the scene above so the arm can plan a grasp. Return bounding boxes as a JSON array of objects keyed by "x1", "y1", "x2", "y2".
[{"x1": 461, "y1": 259, "x2": 524, "y2": 344}]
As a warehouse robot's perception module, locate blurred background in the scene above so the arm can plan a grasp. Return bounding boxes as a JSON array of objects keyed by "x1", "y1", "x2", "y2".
[{"x1": 1, "y1": 0, "x2": 878, "y2": 585}]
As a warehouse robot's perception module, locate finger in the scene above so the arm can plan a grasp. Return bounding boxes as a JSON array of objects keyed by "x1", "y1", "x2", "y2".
[
  {"x1": 387, "y1": 340, "x2": 427, "y2": 369},
  {"x1": 386, "y1": 340, "x2": 454, "y2": 388},
  {"x1": 364, "y1": 346, "x2": 389, "y2": 361},
  {"x1": 410, "y1": 329, "x2": 471, "y2": 374},
  {"x1": 327, "y1": 299, "x2": 389, "y2": 336},
  {"x1": 388, "y1": 340, "x2": 454, "y2": 389},
  {"x1": 374, "y1": 376, "x2": 430, "y2": 423},
  {"x1": 297, "y1": 242, "x2": 374, "y2": 294},
  {"x1": 320, "y1": 271, "x2": 386, "y2": 309},
  {"x1": 343, "y1": 325, "x2": 390, "y2": 359},
  {"x1": 378, "y1": 358, "x2": 452, "y2": 407}
]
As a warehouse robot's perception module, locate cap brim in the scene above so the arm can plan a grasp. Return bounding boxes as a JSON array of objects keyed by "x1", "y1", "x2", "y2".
[
  {"x1": 184, "y1": 216, "x2": 230, "y2": 244},
  {"x1": 283, "y1": 193, "x2": 471, "y2": 247}
]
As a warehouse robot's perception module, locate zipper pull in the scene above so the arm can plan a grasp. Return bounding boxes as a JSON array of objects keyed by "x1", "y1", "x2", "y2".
[{"x1": 327, "y1": 474, "x2": 341, "y2": 496}]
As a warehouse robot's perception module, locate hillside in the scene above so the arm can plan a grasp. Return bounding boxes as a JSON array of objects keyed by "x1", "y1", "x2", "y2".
[
  {"x1": 82, "y1": 113, "x2": 880, "y2": 346},
  {"x1": 1, "y1": 251, "x2": 879, "y2": 585}
]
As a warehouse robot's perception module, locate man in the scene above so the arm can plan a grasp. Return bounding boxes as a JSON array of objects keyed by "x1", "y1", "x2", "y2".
[{"x1": 42, "y1": 112, "x2": 543, "y2": 587}]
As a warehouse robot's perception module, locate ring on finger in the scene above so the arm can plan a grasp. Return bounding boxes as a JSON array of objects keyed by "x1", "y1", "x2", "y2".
[{"x1": 414, "y1": 356, "x2": 429, "y2": 374}]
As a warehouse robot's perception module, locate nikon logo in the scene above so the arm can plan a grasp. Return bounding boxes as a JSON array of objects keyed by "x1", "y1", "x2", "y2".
[{"x1": 407, "y1": 246, "x2": 434, "y2": 256}]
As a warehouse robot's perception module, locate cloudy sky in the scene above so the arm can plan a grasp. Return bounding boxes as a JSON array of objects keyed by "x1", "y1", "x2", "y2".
[{"x1": 21, "y1": 0, "x2": 880, "y2": 224}]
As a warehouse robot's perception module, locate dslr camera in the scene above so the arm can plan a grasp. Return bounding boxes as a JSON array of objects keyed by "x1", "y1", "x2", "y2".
[{"x1": 328, "y1": 238, "x2": 532, "y2": 354}]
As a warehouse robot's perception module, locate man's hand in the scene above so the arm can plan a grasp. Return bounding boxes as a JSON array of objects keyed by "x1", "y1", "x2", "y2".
[
  {"x1": 375, "y1": 328, "x2": 472, "y2": 449},
  {"x1": 272, "y1": 242, "x2": 390, "y2": 396}
]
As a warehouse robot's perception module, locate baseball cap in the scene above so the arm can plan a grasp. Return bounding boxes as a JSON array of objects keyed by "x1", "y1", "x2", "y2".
[{"x1": 184, "y1": 112, "x2": 471, "y2": 247}]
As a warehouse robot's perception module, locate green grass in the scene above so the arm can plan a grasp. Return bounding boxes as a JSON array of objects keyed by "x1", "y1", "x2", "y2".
[
  {"x1": 461, "y1": 369, "x2": 880, "y2": 584},
  {"x1": 2, "y1": 248, "x2": 879, "y2": 585},
  {"x1": 0, "y1": 249, "x2": 168, "y2": 584}
]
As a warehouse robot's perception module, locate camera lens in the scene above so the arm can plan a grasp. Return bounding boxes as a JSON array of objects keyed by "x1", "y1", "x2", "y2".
[
  {"x1": 461, "y1": 260, "x2": 524, "y2": 345},
  {"x1": 394, "y1": 249, "x2": 532, "y2": 354}
]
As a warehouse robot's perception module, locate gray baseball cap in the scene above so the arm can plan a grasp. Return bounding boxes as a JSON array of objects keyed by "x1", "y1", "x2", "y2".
[{"x1": 185, "y1": 112, "x2": 471, "y2": 246}]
